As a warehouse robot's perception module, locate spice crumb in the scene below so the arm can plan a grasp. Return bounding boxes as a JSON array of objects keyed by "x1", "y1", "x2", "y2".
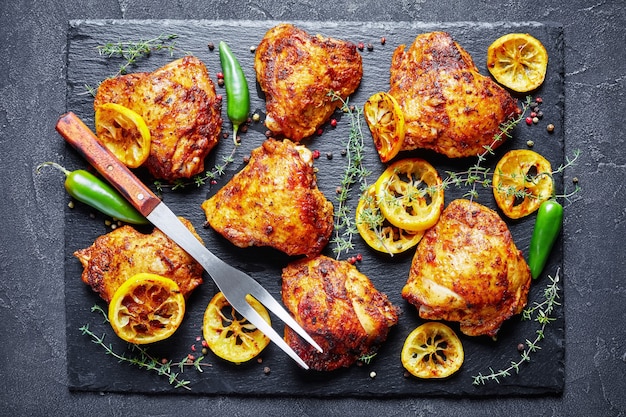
[
  {"x1": 369, "y1": 371, "x2": 377, "y2": 379},
  {"x1": 264, "y1": 366, "x2": 271, "y2": 375}
]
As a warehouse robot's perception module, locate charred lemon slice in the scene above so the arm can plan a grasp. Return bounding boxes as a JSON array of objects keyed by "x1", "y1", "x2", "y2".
[
  {"x1": 401, "y1": 322, "x2": 464, "y2": 379},
  {"x1": 95, "y1": 102, "x2": 151, "y2": 168},
  {"x1": 487, "y1": 33, "x2": 548, "y2": 92},
  {"x1": 493, "y1": 149, "x2": 554, "y2": 219},
  {"x1": 108, "y1": 273, "x2": 185, "y2": 345},
  {"x1": 375, "y1": 158, "x2": 444, "y2": 232},
  {"x1": 364, "y1": 92, "x2": 405, "y2": 163},
  {"x1": 203, "y1": 292, "x2": 271, "y2": 364},
  {"x1": 356, "y1": 184, "x2": 424, "y2": 254}
]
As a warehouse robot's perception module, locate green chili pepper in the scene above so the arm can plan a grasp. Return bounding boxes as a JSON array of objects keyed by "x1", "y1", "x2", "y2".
[
  {"x1": 37, "y1": 162, "x2": 148, "y2": 225},
  {"x1": 219, "y1": 41, "x2": 250, "y2": 144},
  {"x1": 528, "y1": 199, "x2": 563, "y2": 279}
]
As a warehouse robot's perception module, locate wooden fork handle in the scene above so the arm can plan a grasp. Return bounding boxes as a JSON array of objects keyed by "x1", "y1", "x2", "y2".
[{"x1": 55, "y1": 112, "x2": 161, "y2": 216}]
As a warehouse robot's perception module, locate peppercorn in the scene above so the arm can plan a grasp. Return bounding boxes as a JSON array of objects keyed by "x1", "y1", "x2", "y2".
[
  {"x1": 207, "y1": 42, "x2": 215, "y2": 51},
  {"x1": 367, "y1": 43, "x2": 374, "y2": 51},
  {"x1": 250, "y1": 45, "x2": 256, "y2": 53},
  {"x1": 532, "y1": 116, "x2": 539, "y2": 124},
  {"x1": 312, "y1": 149, "x2": 321, "y2": 159},
  {"x1": 380, "y1": 37, "x2": 386, "y2": 45},
  {"x1": 217, "y1": 78, "x2": 224, "y2": 87},
  {"x1": 527, "y1": 140, "x2": 534, "y2": 147},
  {"x1": 525, "y1": 116, "x2": 533, "y2": 125},
  {"x1": 517, "y1": 343, "x2": 525, "y2": 352},
  {"x1": 357, "y1": 42, "x2": 364, "y2": 51},
  {"x1": 326, "y1": 152, "x2": 333, "y2": 160},
  {"x1": 330, "y1": 118, "x2": 337, "y2": 127},
  {"x1": 547, "y1": 123, "x2": 555, "y2": 133},
  {"x1": 535, "y1": 97, "x2": 543, "y2": 104},
  {"x1": 252, "y1": 113, "x2": 261, "y2": 122}
]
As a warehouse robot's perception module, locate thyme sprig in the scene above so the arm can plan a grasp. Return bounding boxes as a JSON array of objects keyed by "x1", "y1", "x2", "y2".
[
  {"x1": 97, "y1": 34, "x2": 182, "y2": 76},
  {"x1": 328, "y1": 91, "x2": 371, "y2": 257},
  {"x1": 153, "y1": 141, "x2": 240, "y2": 193},
  {"x1": 80, "y1": 304, "x2": 210, "y2": 390},
  {"x1": 443, "y1": 148, "x2": 581, "y2": 202},
  {"x1": 472, "y1": 268, "x2": 561, "y2": 385},
  {"x1": 443, "y1": 96, "x2": 532, "y2": 202}
]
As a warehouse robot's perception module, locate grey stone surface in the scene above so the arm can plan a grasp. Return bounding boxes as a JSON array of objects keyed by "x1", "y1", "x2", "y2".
[{"x1": 1, "y1": 0, "x2": 624, "y2": 415}]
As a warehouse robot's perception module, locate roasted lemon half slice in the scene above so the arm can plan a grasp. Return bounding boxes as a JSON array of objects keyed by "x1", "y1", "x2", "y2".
[
  {"x1": 493, "y1": 149, "x2": 554, "y2": 219},
  {"x1": 95, "y1": 102, "x2": 151, "y2": 168},
  {"x1": 356, "y1": 184, "x2": 424, "y2": 254},
  {"x1": 375, "y1": 158, "x2": 444, "y2": 232},
  {"x1": 108, "y1": 273, "x2": 185, "y2": 345},
  {"x1": 401, "y1": 322, "x2": 464, "y2": 379},
  {"x1": 364, "y1": 92, "x2": 405, "y2": 163},
  {"x1": 203, "y1": 292, "x2": 271, "y2": 364},
  {"x1": 487, "y1": 33, "x2": 548, "y2": 92}
]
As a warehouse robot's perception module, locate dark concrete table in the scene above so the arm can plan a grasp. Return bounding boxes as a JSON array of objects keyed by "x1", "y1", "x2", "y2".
[{"x1": 2, "y1": 1, "x2": 624, "y2": 415}]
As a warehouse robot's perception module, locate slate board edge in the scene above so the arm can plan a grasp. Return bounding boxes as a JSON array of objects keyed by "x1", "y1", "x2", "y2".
[{"x1": 62, "y1": 19, "x2": 565, "y2": 397}]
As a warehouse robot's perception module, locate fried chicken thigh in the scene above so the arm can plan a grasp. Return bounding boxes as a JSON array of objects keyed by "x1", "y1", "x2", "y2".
[
  {"x1": 282, "y1": 255, "x2": 400, "y2": 371},
  {"x1": 389, "y1": 32, "x2": 520, "y2": 158},
  {"x1": 201, "y1": 138, "x2": 334, "y2": 257},
  {"x1": 254, "y1": 24, "x2": 363, "y2": 140},
  {"x1": 402, "y1": 199, "x2": 531, "y2": 337},
  {"x1": 94, "y1": 56, "x2": 222, "y2": 181},
  {"x1": 74, "y1": 218, "x2": 204, "y2": 303}
]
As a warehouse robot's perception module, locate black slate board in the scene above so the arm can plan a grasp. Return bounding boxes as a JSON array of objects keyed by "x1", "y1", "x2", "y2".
[{"x1": 63, "y1": 19, "x2": 565, "y2": 397}]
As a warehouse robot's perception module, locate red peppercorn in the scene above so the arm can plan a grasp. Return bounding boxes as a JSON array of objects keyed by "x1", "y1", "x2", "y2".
[
  {"x1": 316, "y1": 128, "x2": 324, "y2": 136},
  {"x1": 358, "y1": 42, "x2": 364, "y2": 51},
  {"x1": 381, "y1": 37, "x2": 386, "y2": 45},
  {"x1": 530, "y1": 111, "x2": 537, "y2": 118},
  {"x1": 356, "y1": 253, "x2": 363, "y2": 262},
  {"x1": 525, "y1": 116, "x2": 533, "y2": 125},
  {"x1": 330, "y1": 118, "x2": 337, "y2": 127},
  {"x1": 191, "y1": 344, "x2": 196, "y2": 352},
  {"x1": 535, "y1": 97, "x2": 543, "y2": 104},
  {"x1": 312, "y1": 150, "x2": 321, "y2": 159},
  {"x1": 217, "y1": 72, "x2": 224, "y2": 79}
]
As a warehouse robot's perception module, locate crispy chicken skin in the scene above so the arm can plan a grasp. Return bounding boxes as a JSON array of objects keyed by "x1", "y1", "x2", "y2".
[
  {"x1": 282, "y1": 255, "x2": 400, "y2": 371},
  {"x1": 389, "y1": 32, "x2": 520, "y2": 158},
  {"x1": 94, "y1": 56, "x2": 222, "y2": 181},
  {"x1": 74, "y1": 218, "x2": 204, "y2": 303},
  {"x1": 202, "y1": 138, "x2": 333, "y2": 257},
  {"x1": 254, "y1": 24, "x2": 363, "y2": 141},
  {"x1": 402, "y1": 199, "x2": 531, "y2": 337}
]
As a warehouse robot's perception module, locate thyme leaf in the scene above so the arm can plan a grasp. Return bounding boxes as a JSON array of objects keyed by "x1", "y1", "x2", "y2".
[
  {"x1": 81, "y1": 304, "x2": 211, "y2": 390},
  {"x1": 328, "y1": 91, "x2": 371, "y2": 258},
  {"x1": 97, "y1": 34, "x2": 183, "y2": 77},
  {"x1": 471, "y1": 268, "x2": 561, "y2": 385}
]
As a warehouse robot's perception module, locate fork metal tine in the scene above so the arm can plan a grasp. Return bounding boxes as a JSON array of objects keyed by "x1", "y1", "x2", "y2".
[
  {"x1": 244, "y1": 280, "x2": 324, "y2": 354},
  {"x1": 223, "y1": 294, "x2": 310, "y2": 369}
]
